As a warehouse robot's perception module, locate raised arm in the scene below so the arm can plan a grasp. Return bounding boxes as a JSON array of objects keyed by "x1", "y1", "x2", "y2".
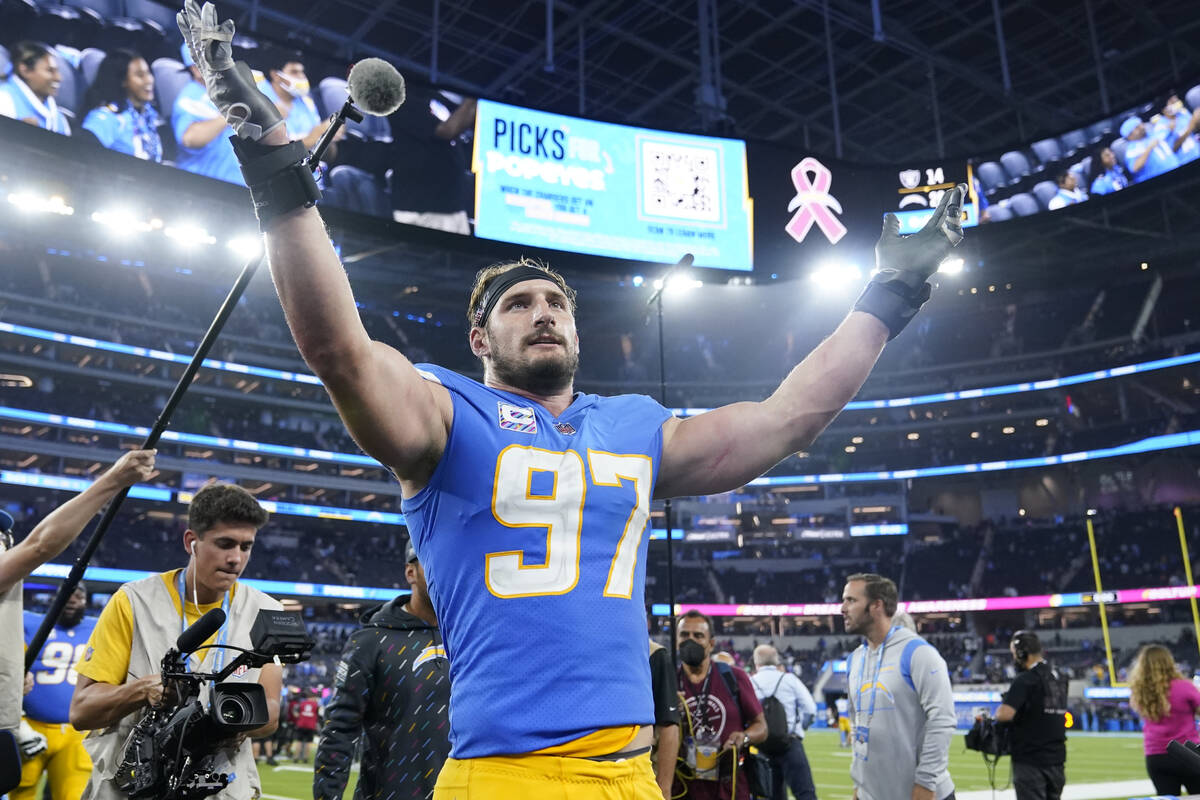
[
  {"x1": 177, "y1": 1, "x2": 450, "y2": 488},
  {"x1": 0, "y1": 450, "x2": 156, "y2": 594},
  {"x1": 656, "y1": 186, "x2": 964, "y2": 499}
]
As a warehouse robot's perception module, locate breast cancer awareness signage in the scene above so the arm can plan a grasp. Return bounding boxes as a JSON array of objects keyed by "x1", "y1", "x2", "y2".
[{"x1": 785, "y1": 157, "x2": 847, "y2": 245}]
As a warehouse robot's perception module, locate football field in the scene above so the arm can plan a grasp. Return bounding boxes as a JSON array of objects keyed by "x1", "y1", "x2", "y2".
[{"x1": 257, "y1": 730, "x2": 1152, "y2": 800}]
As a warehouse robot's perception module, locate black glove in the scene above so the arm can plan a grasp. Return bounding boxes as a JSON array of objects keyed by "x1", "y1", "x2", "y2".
[
  {"x1": 853, "y1": 183, "x2": 965, "y2": 339},
  {"x1": 177, "y1": 0, "x2": 283, "y2": 141}
]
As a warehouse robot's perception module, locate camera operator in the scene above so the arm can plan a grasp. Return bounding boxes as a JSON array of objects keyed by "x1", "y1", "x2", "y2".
[
  {"x1": 0, "y1": 451, "x2": 157, "y2": 736},
  {"x1": 995, "y1": 631, "x2": 1067, "y2": 800},
  {"x1": 69, "y1": 484, "x2": 283, "y2": 800}
]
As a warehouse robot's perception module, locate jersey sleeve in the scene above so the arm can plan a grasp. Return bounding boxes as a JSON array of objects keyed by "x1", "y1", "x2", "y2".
[
  {"x1": 76, "y1": 589, "x2": 134, "y2": 685},
  {"x1": 172, "y1": 87, "x2": 219, "y2": 146},
  {"x1": 82, "y1": 107, "x2": 118, "y2": 148}
]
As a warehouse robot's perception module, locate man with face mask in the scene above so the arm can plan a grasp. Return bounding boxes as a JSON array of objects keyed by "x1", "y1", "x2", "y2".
[
  {"x1": 842, "y1": 573, "x2": 955, "y2": 800},
  {"x1": 675, "y1": 611, "x2": 766, "y2": 800},
  {"x1": 255, "y1": 49, "x2": 341, "y2": 158},
  {"x1": 1151, "y1": 93, "x2": 1200, "y2": 165},
  {"x1": 995, "y1": 631, "x2": 1068, "y2": 800},
  {"x1": 13, "y1": 583, "x2": 97, "y2": 800}
]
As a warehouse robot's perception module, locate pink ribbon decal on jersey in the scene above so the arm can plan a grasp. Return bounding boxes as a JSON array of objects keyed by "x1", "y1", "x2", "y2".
[{"x1": 785, "y1": 157, "x2": 848, "y2": 245}]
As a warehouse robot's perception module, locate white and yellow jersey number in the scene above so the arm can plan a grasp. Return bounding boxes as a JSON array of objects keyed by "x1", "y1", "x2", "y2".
[
  {"x1": 36, "y1": 641, "x2": 89, "y2": 685},
  {"x1": 486, "y1": 446, "x2": 652, "y2": 600}
]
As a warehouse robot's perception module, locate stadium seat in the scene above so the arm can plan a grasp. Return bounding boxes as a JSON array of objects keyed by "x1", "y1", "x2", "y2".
[
  {"x1": 32, "y1": 3, "x2": 103, "y2": 50},
  {"x1": 1030, "y1": 138, "x2": 1060, "y2": 166},
  {"x1": 51, "y1": 45, "x2": 79, "y2": 115},
  {"x1": 318, "y1": 77, "x2": 392, "y2": 142},
  {"x1": 986, "y1": 202, "x2": 1013, "y2": 222},
  {"x1": 1076, "y1": 155, "x2": 1092, "y2": 181},
  {"x1": 123, "y1": 0, "x2": 182, "y2": 35},
  {"x1": 1068, "y1": 162, "x2": 1086, "y2": 189},
  {"x1": 151, "y1": 56, "x2": 190, "y2": 126},
  {"x1": 1059, "y1": 128, "x2": 1087, "y2": 157},
  {"x1": 325, "y1": 165, "x2": 390, "y2": 217},
  {"x1": 1187, "y1": 85, "x2": 1200, "y2": 113},
  {"x1": 100, "y1": 16, "x2": 171, "y2": 62},
  {"x1": 78, "y1": 46, "x2": 104, "y2": 92},
  {"x1": 976, "y1": 161, "x2": 1008, "y2": 194},
  {"x1": 1032, "y1": 180, "x2": 1058, "y2": 210},
  {"x1": 999, "y1": 150, "x2": 1031, "y2": 184},
  {"x1": 0, "y1": 43, "x2": 9, "y2": 79},
  {"x1": 1110, "y1": 137, "x2": 1128, "y2": 168},
  {"x1": 0, "y1": 0, "x2": 39, "y2": 34},
  {"x1": 1008, "y1": 192, "x2": 1040, "y2": 216},
  {"x1": 1085, "y1": 119, "x2": 1112, "y2": 143},
  {"x1": 59, "y1": 0, "x2": 120, "y2": 17}
]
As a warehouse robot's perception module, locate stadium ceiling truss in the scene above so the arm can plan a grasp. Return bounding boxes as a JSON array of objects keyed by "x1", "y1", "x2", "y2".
[{"x1": 215, "y1": 0, "x2": 1200, "y2": 164}]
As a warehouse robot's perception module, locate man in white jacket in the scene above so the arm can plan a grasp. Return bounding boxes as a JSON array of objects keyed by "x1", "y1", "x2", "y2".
[{"x1": 842, "y1": 574, "x2": 956, "y2": 800}]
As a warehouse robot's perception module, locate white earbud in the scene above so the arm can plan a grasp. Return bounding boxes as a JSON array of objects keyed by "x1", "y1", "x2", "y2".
[{"x1": 190, "y1": 540, "x2": 197, "y2": 556}]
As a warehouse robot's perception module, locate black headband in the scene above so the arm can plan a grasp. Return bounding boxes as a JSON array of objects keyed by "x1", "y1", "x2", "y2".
[{"x1": 472, "y1": 266, "x2": 562, "y2": 327}]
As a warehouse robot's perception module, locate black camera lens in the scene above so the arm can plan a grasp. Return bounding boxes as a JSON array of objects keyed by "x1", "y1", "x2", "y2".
[{"x1": 217, "y1": 695, "x2": 251, "y2": 724}]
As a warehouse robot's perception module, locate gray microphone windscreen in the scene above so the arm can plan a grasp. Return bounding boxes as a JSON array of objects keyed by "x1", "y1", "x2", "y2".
[{"x1": 346, "y1": 58, "x2": 406, "y2": 116}]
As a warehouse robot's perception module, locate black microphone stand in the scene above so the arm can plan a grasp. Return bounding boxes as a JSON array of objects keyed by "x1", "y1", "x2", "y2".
[
  {"x1": 26, "y1": 105, "x2": 364, "y2": 670},
  {"x1": 646, "y1": 254, "x2": 692, "y2": 674}
]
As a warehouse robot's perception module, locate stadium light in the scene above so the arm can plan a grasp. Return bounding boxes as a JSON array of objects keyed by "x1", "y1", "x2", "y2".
[
  {"x1": 91, "y1": 208, "x2": 157, "y2": 237},
  {"x1": 938, "y1": 257, "x2": 964, "y2": 275},
  {"x1": 226, "y1": 234, "x2": 264, "y2": 259},
  {"x1": 652, "y1": 274, "x2": 703, "y2": 294},
  {"x1": 810, "y1": 260, "x2": 862, "y2": 288},
  {"x1": 631, "y1": 275, "x2": 644, "y2": 287},
  {"x1": 164, "y1": 222, "x2": 217, "y2": 247},
  {"x1": 8, "y1": 191, "x2": 74, "y2": 216}
]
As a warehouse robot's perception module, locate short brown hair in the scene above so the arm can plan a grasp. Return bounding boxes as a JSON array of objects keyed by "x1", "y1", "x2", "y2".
[
  {"x1": 846, "y1": 573, "x2": 898, "y2": 617},
  {"x1": 188, "y1": 483, "x2": 269, "y2": 536},
  {"x1": 466, "y1": 256, "x2": 577, "y2": 328}
]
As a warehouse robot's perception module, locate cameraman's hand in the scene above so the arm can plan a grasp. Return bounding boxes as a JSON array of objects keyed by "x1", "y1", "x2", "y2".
[
  {"x1": 134, "y1": 674, "x2": 167, "y2": 708},
  {"x1": 24, "y1": 671, "x2": 34, "y2": 695},
  {"x1": 99, "y1": 450, "x2": 158, "y2": 491}
]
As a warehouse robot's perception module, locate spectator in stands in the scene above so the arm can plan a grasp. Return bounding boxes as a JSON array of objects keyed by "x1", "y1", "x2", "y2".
[
  {"x1": 1047, "y1": 172, "x2": 1087, "y2": 210},
  {"x1": 675, "y1": 610, "x2": 766, "y2": 800},
  {"x1": 80, "y1": 49, "x2": 162, "y2": 163},
  {"x1": 842, "y1": 573, "x2": 955, "y2": 800},
  {"x1": 995, "y1": 631, "x2": 1068, "y2": 800},
  {"x1": 1120, "y1": 116, "x2": 1180, "y2": 183},
  {"x1": 0, "y1": 42, "x2": 70, "y2": 134},
  {"x1": 1128, "y1": 643, "x2": 1200, "y2": 795},
  {"x1": 173, "y1": 43, "x2": 242, "y2": 184},
  {"x1": 313, "y1": 542, "x2": 449, "y2": 800},
  {"x1": 254, "y1": 48, "x2": 339, "y2": 158},
  {"x1": 390, "y1": 88, "x2": 476, "y2": 233},
  {"x1": 1088, "y1": 146, "x2": 1129, "y2": 196},
  {"x1": 750, "y1": 644, "x2": 817, "y2": 800},
  {"x1": 1151, "y1": 93, "x2": 1200, "y2": 166}
]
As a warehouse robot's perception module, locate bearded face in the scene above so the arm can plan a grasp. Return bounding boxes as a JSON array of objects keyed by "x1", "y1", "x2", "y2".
[{"x1": 474, "y1": 279, "x2": 580, "y2": 395}]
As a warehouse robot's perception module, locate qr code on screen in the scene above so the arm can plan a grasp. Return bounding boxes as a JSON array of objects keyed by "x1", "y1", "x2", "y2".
[{"x1": 639, "y1": 139, "x2": 723, "y2": 223}]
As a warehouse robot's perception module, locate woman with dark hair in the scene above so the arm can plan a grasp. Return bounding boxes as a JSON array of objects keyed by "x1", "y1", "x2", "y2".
[
  {"x1": 0, "y1": 41, "x2": 70, "y2": 134},
  {"x1": 1088, "y1": 145, "x2": 1129, "y2": 196},
  {"x1": 81, "y1": 49, "x2": 161, "y2": 162}
]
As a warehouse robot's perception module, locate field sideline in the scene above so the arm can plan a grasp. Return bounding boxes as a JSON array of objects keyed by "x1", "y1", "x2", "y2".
[{"x1": 256, "y1": 730, "x2": 1152, "y2": 800}]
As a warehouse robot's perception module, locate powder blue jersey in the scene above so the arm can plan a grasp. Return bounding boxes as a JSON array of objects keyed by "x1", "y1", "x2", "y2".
[
  {"x1": 172, "y1": 80, "x2": 243, "y2": 185},
  {"x1": 0, "y1": 77, "x2": 70, "y2": 134},
  {"x1": 401, "y1": 365, "x2": 673, "y2": 758},
  {"x1": 23, "y1": 610, "x2": 97, "y2": 723}
]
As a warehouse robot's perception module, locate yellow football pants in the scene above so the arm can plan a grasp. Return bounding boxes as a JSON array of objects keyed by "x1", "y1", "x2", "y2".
[
  {"x1": 12, "y1": 717, "x2": 92, "y2": 800},
  {"x1": 434, "y1": 751, "x2": 662, "y2": 800}
]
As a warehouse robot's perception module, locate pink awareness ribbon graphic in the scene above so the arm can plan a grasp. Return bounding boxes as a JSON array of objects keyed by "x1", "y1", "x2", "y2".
[{"x1": 785, "y1": 157, "x2": 848, "y2": 245}]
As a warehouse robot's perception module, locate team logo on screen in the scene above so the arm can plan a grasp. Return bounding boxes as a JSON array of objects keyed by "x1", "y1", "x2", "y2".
[
  {"x1": 785, "y1": 157, "x2": 847, "y2": 245},
  {"x1": 498, "y1": 402, "x2": 538, "y2": 434},
  {"x1": 898, "y1": 169, "x2": 921, "y2": 190}
]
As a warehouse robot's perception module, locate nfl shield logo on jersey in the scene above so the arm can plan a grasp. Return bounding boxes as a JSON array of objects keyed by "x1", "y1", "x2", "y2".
[
  {"x1": 554, "y1": 422, "x2": 576, "y2": 435},
  {"x1": 498, "y1": 402, "x2": 538, "y2": 434}
]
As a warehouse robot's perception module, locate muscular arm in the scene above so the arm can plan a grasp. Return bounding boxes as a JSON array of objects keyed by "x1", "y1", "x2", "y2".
[
  {"x1": 70, "y1": 674, "x2": 163, "y2": 731},
  {"x1": 258, "y1": 127, "x2": 450, "y2": 486},
  {"x1": 180, "y1": 115, "x2": 229, "y2": 148},
  {"x1": 655, "y1": 312, "x2": 888, "y2": 498}
]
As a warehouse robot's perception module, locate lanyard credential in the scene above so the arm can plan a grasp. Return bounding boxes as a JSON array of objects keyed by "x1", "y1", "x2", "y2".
[
  {"x1": 176, "y1": 569, "x2": 232, "y2": 673},
  {"x1": 856, "y1": 625, "x2": 900, "y2": 728}
]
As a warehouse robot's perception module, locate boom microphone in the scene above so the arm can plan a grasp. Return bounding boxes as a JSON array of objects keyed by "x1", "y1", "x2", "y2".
[
  {"x1": 346, "y1": 58, "x2": 406, "y2": 117},
  {"x1": 176, "y1": 608, "x2": 227, "y2": 654}
]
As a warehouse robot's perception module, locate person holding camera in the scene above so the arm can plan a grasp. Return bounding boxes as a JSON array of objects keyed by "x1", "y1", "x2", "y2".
[
  {"x1": 68, "y1": 484, "x2": 283, "y2": 800},
  {"x1": 841, "y1": 573, "x2": 956, "y2": 800},
  {"x1": 995, "y1": 631, "x2": 1067, "y2": 800}
]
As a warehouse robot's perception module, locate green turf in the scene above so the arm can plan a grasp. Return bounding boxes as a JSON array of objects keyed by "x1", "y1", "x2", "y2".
[{"x1": 257, "y1": 730, "x2": 1149, "y2": 800}]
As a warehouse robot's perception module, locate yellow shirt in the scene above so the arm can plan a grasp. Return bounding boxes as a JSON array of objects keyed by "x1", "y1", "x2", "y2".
[{"x1": 77, "y1": 569, "x2": 235, "y2": 685}]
